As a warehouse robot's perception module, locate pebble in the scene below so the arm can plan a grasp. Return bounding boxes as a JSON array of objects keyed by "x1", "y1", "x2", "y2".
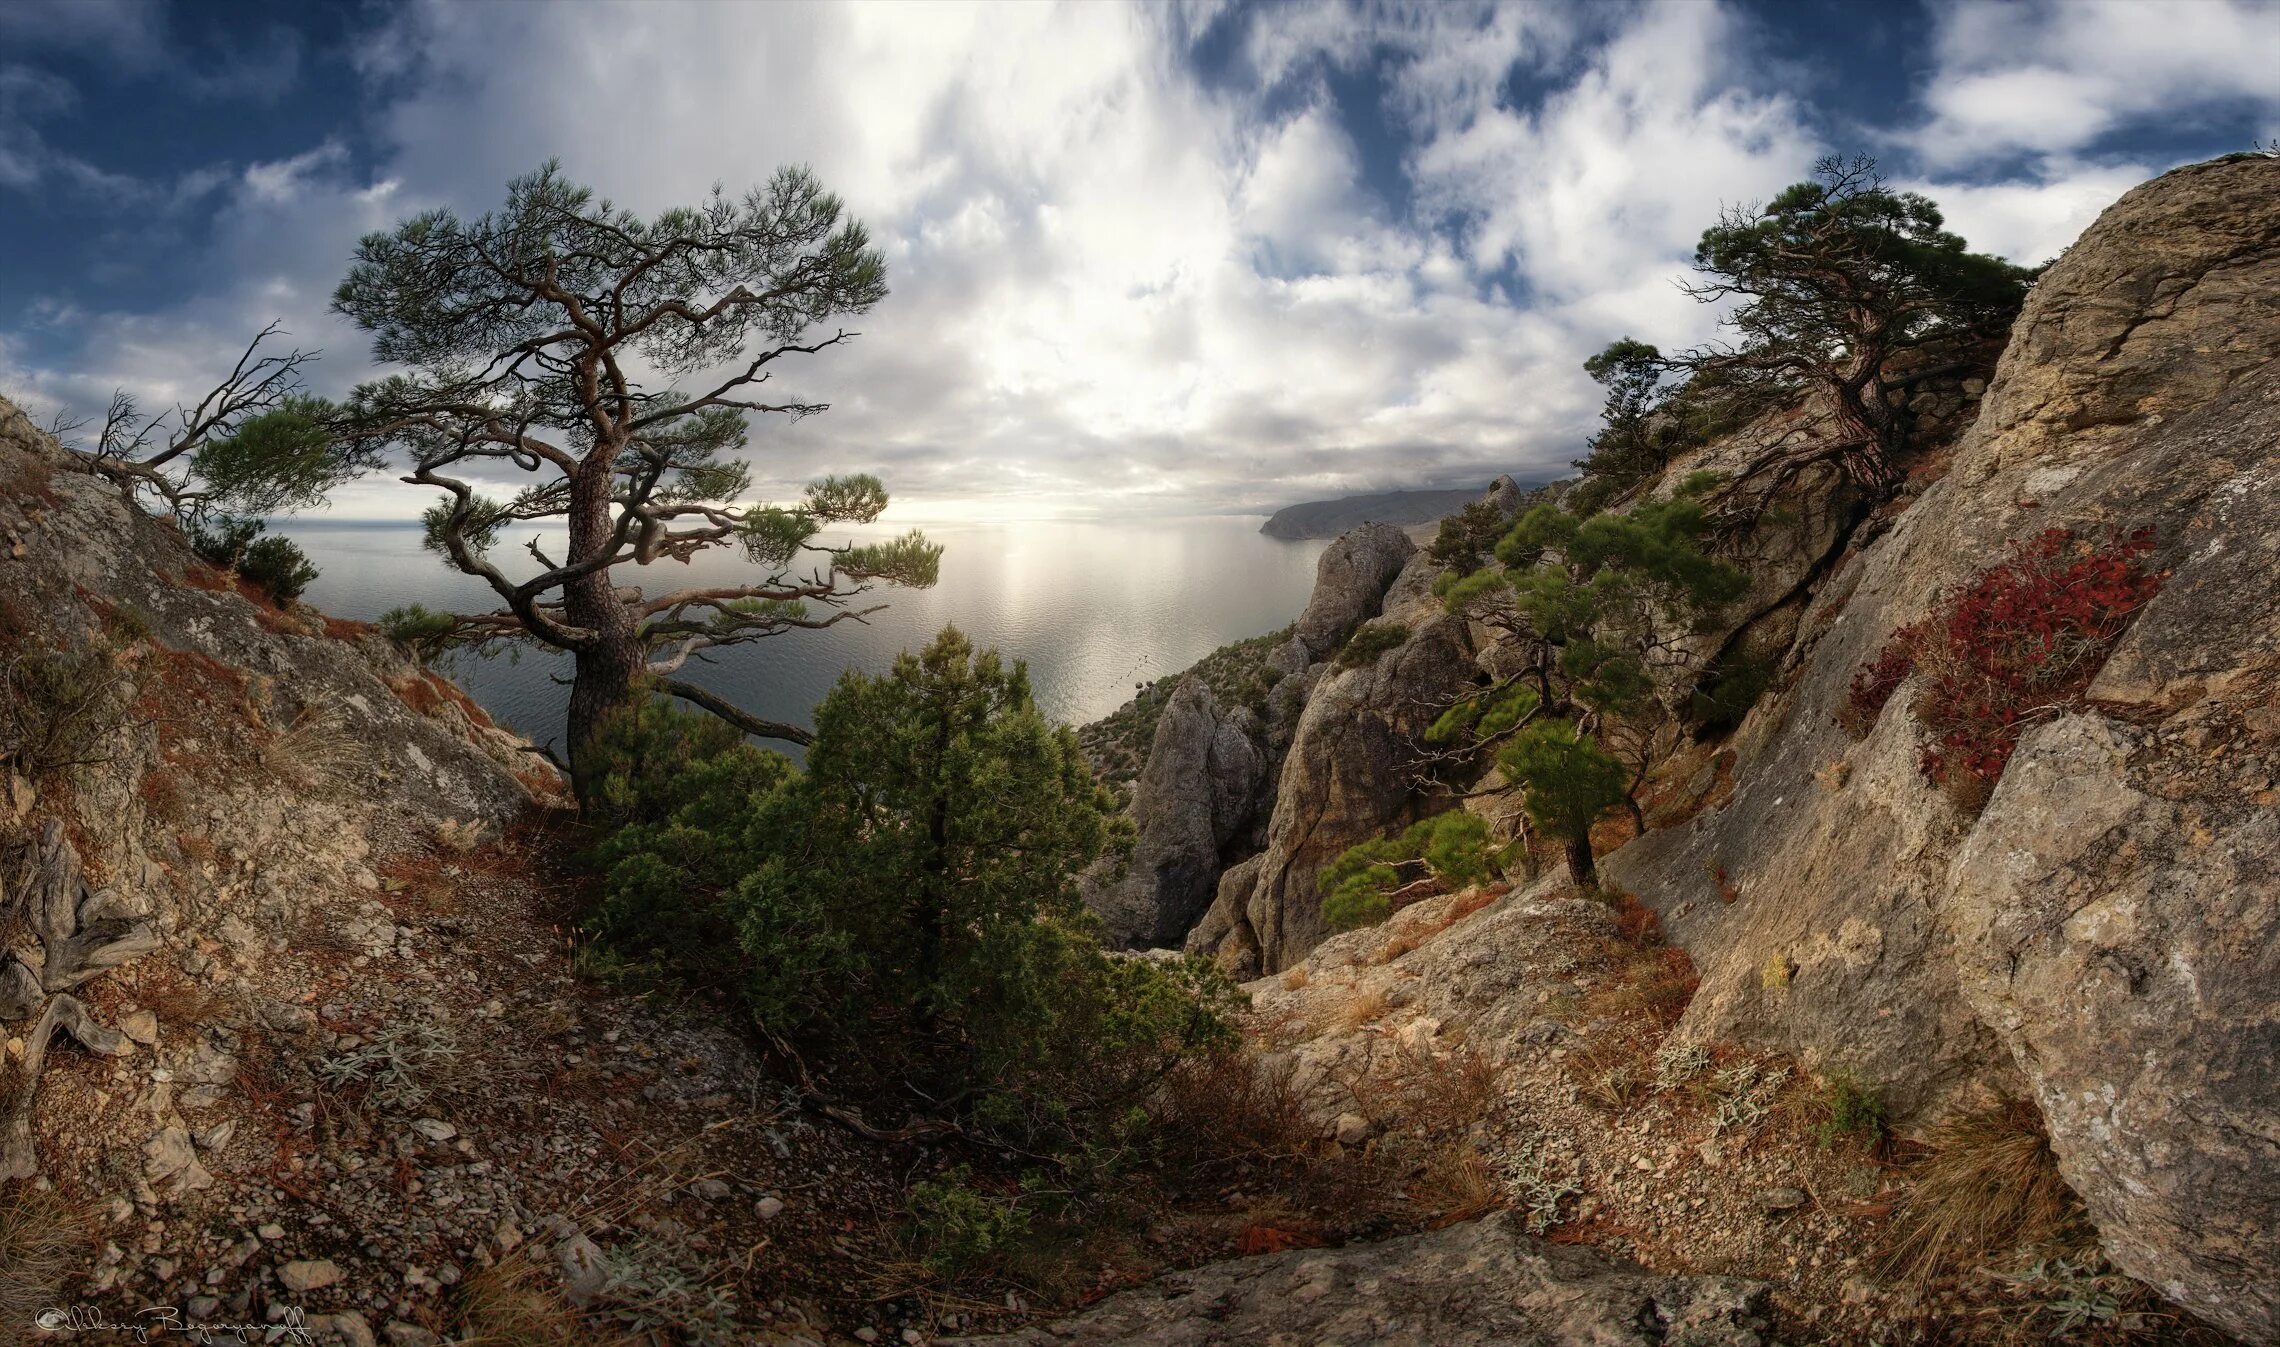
[
  {"x1": 757, "y1": 1195, "x2": 786, "y2": 1220},
  {"x1": 1757, "y1": 1186, "x2": 1811, "y2": 1214},
  {"x1": 410, "y1": 1118, "x2": 457, "y2": 1142},
  {"x1": 277, "y1": 1258, "x2": 344, "y2": 1294},
  {"x1": 122, "y1": 1009, "x2": 160, "y2": 1046}
]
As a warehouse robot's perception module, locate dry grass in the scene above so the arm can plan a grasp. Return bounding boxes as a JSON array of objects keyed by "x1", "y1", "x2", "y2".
[
  {"x1": 1882, "y1": 1099, "x2": 2082, "y2": 1284},
  {"x1": 260, "y1": 707, "x2": 372, "y2": 791},
  {"x1": 1329, "y1": 986, "x2": 1393, "y2": 1033},
  {"x1": 1571, "y1": 1038, "x2": 1647, "y2": 1112},
  {"x1": 1156, "y1": 1048, "x2": 1315, "y2": 1173},
  {"x1": 456, "y1": 1254, "x2": 592, "y2": 1346},
  {"x1": 135, "y1": 968, "x2": 231, "y2": 1029},
  {"x1": 0, "y1": 1184, "x2": 89, "y2": 1329},
  {"x1": 1414, "y1": 1141, "x2": 1503, "y2": 1222},
  {"x1": 1348, "y1": 1038, "x2": 1502, "y2": 1137},
  {"x1": 1577, "y1": 890, "x2": 1700, "y2": 1031}
]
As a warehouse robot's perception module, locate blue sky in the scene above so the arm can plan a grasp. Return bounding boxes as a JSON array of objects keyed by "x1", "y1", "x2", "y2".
[{"x1": 3, "y1": 0, "x2": 2276, "y2": 519}]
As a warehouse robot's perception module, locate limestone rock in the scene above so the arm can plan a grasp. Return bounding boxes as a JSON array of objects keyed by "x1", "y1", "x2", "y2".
[
  {"x1": 1224, "y1": 610, "x2": 1479, "y2": 972},
  {"x1": 1288, "y1": 521, "x2": 1416, "y2": 664},
  {"x1": 278, "y1": 1258, "x2": 344, "y2": 1294},
  {"x1": 944, "y1": 1211, "x2": 1767, "y2": 1346},
  {"x1": 1603, "y1": 154, "x2": 2280, "y2": 1339},
  {"x1": 1082, "y1": 681, "x2": 1267, "y2": 948}
]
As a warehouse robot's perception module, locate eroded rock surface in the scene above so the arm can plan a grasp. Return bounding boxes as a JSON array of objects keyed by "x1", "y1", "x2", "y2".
[
  {"x1": 948, "y1": 1210, "x2": 1769, "y2": 1347},
  {"x1": 1603, "y1": 152, "x2": 2280, "y2": 1341},
  {"x1": 1199, "y1": 605, "x2": 1478, "y2": 972},
  {"x1": 1083, "y1": 680, "x2": 1266, "y2": 948},
  {"x1": 1284, "y1": 521, "x2": 1416, "y2": 667}
]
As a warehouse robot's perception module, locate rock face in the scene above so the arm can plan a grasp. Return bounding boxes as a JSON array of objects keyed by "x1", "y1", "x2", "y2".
[
  {"x1": 946, "y1": 1210, "x2": 1768, "y2": 1347},
  {"x1": 1195, "y1": 596, "x2": 1479, "y2": 973},
  {"x1": 0, "y1": 397, "x2": 538, "y2": 829},
  {"x1": 1083, "y1": 680, "x2": 1266, "y2": 948},
  {"x1": 1605, "y1": 154, "x2": 2280, "y2": 1340},
  {"x1": 1284, "y1": 521, "x2": 1417, "y2": 666},
  {"x1": 1088, "y1": 519, "x2": 1427, "y2": 953}
]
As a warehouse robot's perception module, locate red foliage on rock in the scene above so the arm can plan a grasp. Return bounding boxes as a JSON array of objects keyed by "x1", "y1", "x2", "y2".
[{"x1": 1844, "y1": 527, "x2": 2163, "y2": 806}]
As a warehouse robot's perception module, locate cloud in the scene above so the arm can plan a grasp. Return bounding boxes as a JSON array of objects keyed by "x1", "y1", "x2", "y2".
[
  {"x1": 1906, "y1": 0, "x2": 2280, "y2": 170},
  {"x1": 6, "y1": 0, "x2": 2263, "y2": 522},
  {"x1": 1903, "y1": 160, "x2": 2155, "y2": 266}
]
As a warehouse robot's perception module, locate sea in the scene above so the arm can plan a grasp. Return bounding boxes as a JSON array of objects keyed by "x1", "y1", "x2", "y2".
[{"x1": 275, "y1": 516, "x2": 1331, "y2": 756}]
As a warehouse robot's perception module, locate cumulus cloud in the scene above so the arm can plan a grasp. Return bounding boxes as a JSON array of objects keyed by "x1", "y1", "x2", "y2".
[
  {"x1": 3, "y1": 0, "x2": 2266, "y2": 520},
  {"x1": 1906, "y1": 0, "x2": 2280, "y2": 170}
]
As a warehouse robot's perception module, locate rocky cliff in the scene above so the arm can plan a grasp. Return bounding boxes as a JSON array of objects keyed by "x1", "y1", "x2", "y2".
[
  {"x1": 1083, "y1": 153, "x2": 2280, "y2": 1345},
  {"x1": 1602, "y1": 151, "x2": 2280, "y2": 1342},
  {"x1": 0, "y1": 405, "x2": 927, "y2": 1344}
]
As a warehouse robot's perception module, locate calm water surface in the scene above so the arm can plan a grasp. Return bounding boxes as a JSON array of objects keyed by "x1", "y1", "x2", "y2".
[{"x1": 278, "y1": 517, "x2": 1329, "y2": 754}]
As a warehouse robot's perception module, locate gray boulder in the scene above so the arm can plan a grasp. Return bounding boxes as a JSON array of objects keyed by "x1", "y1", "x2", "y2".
[
  {"x1": 1287, "y1": 521, "x2": 1416, "y2": 665},
  {"x1": 1083, "y1": 681, "x2": 1266, "y2": 948},
  {"x1": 945, "y1": 1210, "x2": 1767, "y2": 1346}
]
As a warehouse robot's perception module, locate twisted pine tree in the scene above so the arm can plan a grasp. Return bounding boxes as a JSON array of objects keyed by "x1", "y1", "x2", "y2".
[
  {"x1": 1587, "y1": 155, "x2": 2033, "y2": 512},
  {"x1": 332, "y1": 163, "x2": 939, "y2": 796},
  {"x1": 1431, "y1": 482, "x2": 1744, "y2": 885}
]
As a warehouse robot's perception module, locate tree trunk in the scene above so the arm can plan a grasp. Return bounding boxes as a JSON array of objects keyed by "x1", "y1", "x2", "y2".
[
  {"x1": 562, "y1": 459, "x2": 647, "y2": 803},
  {"x1": 1565, "y1": 835, "x2": 1598, "y2": 891},
  {"x1": 1834, "y1": 339, "x2": 1903, "y2": 495}
]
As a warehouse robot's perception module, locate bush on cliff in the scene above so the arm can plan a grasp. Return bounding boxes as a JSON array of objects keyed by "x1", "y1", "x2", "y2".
[
  {"x1": 1844, "y1": 527, "x2": 2163, "y2": 810},
  {"x1": 189, "y1": 518, "x2": 321, "y2": 605},
  {"x1": 1320, "y1": 809, "x2": 1501, "y2": 931},
  {"x1": 584, "y1": 626, "x2": 1237, "y2": 1153},
  {"x1": 1432, "y1": 480, "x2": 1744, "y2": 884}
]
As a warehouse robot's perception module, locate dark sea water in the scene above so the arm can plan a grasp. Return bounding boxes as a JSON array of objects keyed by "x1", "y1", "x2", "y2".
[{"x1": 276, "y1": 516, "x2": 1330, "y2": 755}]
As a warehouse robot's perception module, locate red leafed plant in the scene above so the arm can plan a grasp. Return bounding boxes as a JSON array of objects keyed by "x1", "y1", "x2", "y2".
[{"x1": 1842, "y1": 527, "x2": 2163, "y2": 807}]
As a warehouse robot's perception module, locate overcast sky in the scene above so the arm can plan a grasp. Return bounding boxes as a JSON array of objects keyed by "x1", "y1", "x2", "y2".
[{"x1": 2, "y1": 0, "x2": 2276, "y2": 520}]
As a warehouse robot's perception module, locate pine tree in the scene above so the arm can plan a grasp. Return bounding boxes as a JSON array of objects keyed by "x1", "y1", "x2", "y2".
[
  {"x1": 1581, "y1": 156, "x2": 2033, "y2": 513},
  {"x1": 1431, "y1": 482, "x2": 1744, "y2": 885},
  {"x1": 332, "y1": 162, "x2": 939, "y2": 798}
]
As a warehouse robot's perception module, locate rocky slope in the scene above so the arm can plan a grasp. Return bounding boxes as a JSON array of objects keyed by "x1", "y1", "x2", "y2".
[
  {"x1": 1078, "y1": 152, "x2": 2279, "y2": 1344},
  {"x1": 0, "y1": 407, "x2": 958, "y2": 1345},
  {"x1": 1602, "y1": 151, "x2": 2280, "y2": 1342}
]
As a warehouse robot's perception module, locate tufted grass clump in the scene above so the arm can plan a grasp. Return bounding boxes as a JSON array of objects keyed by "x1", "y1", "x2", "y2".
[
  {"x1": 0, "y1": 641, "x2": 133, "y2": 784},
  {"x1": 1882, "y1": 1099, "x2": 2083, "y2": 1283},
  {"x1": 0, "y1": 1185, "x2": 87, "y2": 1331}
]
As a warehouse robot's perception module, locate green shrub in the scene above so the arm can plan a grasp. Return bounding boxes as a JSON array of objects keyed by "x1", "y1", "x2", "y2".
[
  {"x1": 190, "y1": 517, "x2": 263, "y2": 569},
  {"x1": 907, "y1": 1166, "x2": 1035, "y2": 1278},
  {"x1": 190, "y1": 517, "x2": 320, "y2": 605},
  {"x1": 239, "y1": 535, "x2": 319, "y2": 604},
  {"x1": 1426, "y1": 498, "x2": 1508, "y2": 573},
  {"x1": 1320, "y1": 810, "x2": 1498, "y2": 931},
  {"x1": 1689, "y1": 654, "x2": 1773, "y2": 734},
  {"x1": 1335, "y1": 620, "x2": 1408, "y2": 670},
  {"x1": 1815, "y1": 1070, "x2": 1889, "y2": 1150},
  {"x1": 585, "y1": 627, "x2": 1240, "y2": 1157},
  {"x1": 377, "y1": 604, "x2": 463, "y2": 664}
]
